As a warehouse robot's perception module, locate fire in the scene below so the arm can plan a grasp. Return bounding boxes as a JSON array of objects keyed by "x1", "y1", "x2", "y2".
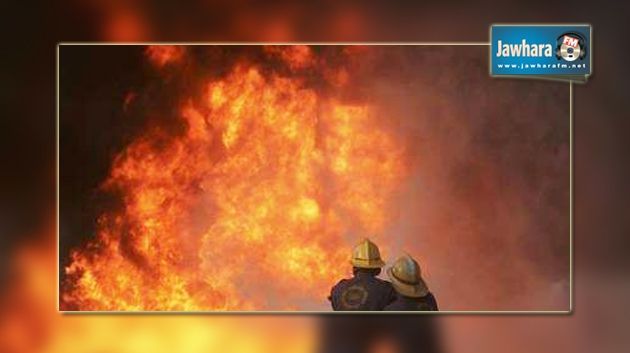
[
  {"x1": 145, "y1": 45, "x2": 184, "y2": 67},
  {"x1": 61, "y1": 46, "x2": 407, "y2": 311},
  {"x1": 0, "y1": 226, "x2": 315, "y2": 353},
  {"x1": 264, "y1": 45, "x2": 315, "y2": 70}
]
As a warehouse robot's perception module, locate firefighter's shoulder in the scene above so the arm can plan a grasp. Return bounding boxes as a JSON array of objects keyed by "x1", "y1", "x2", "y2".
[{"x1": 332, "y1": 278, "x2": 351, "y2": 289}]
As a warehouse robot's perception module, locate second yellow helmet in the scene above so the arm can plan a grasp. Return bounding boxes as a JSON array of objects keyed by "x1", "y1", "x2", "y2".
[{"x1": 387, "y1": 254, "x2": 429, "y2": 298}]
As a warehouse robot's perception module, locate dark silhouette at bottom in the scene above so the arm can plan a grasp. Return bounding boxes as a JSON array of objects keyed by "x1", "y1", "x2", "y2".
[{"x1": 318, "y1": 315, "x2": 443, "y2": 353}]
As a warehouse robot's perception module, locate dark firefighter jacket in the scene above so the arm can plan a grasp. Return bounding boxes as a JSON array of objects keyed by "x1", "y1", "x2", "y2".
[
  {"x1": 329, "y1": 271, "x2": 396, "y2": 311},
  {"x1": 383, "y1": 292, "x2": 439, "y2": 311}
]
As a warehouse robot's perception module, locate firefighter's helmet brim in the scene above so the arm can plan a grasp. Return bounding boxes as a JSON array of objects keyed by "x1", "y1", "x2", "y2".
[{"x1": 350, "y1": 258, "x2": 386, "y2": 269}]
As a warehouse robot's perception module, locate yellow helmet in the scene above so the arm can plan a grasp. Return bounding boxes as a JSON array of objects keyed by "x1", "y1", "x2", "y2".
[
  {"x1": 387, "y1": 254, "x2": 429, "y2": 298},
  {"x1": 351, "y1": 238, "x2": 386, "y2": 269}
]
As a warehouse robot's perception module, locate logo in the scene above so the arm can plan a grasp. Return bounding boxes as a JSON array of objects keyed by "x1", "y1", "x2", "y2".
[
  {"x1": 490, "y1": 24, "x2": 591, "y2": 81},
  {"x1": 556, "y1": 32, "x2": 587, "y2": 62},
  {"x1": 496, "y1": 39, "x2": 553, "y2": 57},
  {"x1": 340, "y1": 285, "x2": 369, "y2": 309}
]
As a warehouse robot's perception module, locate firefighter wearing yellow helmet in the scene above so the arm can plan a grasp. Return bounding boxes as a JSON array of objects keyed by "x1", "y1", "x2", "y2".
[
  {"x1": 329, "y1": 238, "x2": 396, "y2": 311},
  {"x1": 384, "y1": 254, "x2": 438, "y2": 311}
]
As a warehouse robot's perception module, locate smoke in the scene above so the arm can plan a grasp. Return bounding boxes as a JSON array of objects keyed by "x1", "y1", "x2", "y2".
[{"x1": 352, "y1": 46, "x2": 569, "y2": 310}]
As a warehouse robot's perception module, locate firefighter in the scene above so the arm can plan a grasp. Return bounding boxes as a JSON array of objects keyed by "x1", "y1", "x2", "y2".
[
  {"x1": 329, "y1": 238, "x2": 396, "y2": 311},
  {"x1": 384, "y1": 254, "x2": 438, "y2": 311}
]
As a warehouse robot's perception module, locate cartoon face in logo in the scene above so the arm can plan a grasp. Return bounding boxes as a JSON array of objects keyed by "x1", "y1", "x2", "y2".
[
  {"x1": 556, "y1": 32, "x2": 587, "y2": 62},
  {"x1": 340, "y1": 285, "x2": 369, "y2": 309}
]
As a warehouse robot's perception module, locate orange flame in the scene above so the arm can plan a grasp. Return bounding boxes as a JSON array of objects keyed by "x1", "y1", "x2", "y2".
[
  {"x1": 145, "y1": 45, "x2": 185, "y2": 67},
  {"x1": 264, "y1": 45, "x2": 316, "y2": 70},
  {"x1": 0, "y1": 225, "x2": 315, "y2": 353},
  {"x1": 61, "y1": 46, "x2": 407, "y2": 311}
]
